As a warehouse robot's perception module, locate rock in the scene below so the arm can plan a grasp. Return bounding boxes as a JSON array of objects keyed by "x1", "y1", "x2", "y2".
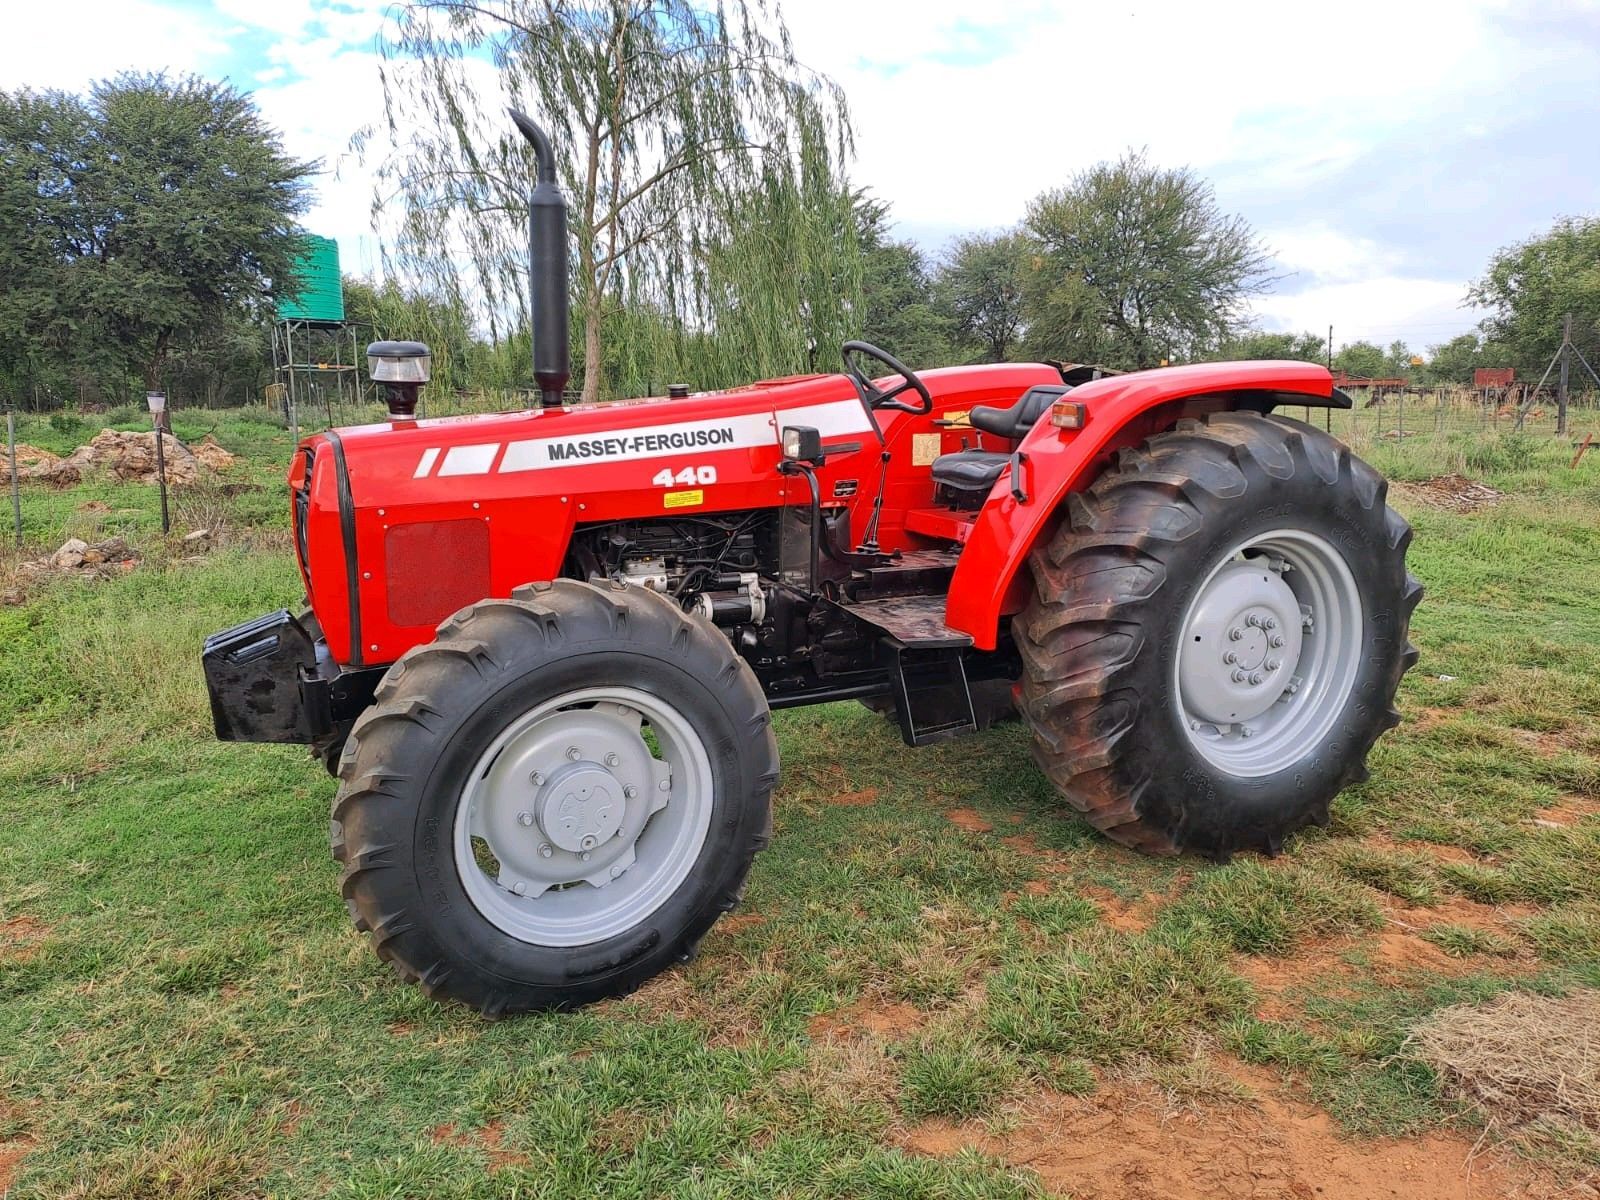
[
  {"x1": 58, "y1": 429, "x2": 199, "y2": 486},
  {"x1": 2, "y1": 443, "x2": 61, "y2": 478},
  {"x1": 183, "y1": 529, "x2": 210, "y2": 544},
  {"x1": 50, "y1": 537, "x2": 89, "y2": 568},
  {"x1": 191, "y1": 435, "x2": 236, "y2": 470}
]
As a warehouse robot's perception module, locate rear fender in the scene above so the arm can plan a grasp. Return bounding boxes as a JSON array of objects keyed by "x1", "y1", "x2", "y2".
[{"x1": 945, "y1": 360, "x2": 1345, "y2": 648}]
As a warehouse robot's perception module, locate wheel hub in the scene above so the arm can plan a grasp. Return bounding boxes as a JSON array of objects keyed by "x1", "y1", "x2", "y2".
[
  {"x1": 538, "y1": 763, "x2": 624, "y2": 852},
  {"x1": 454, "y1": 687, "x2": 708, "y2": 947},
  {"x1": 1178, "y1": 560, "x2": 1304, "y2": 726}
]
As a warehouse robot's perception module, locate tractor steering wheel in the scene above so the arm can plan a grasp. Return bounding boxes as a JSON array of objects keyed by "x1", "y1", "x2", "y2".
[{"x1": 841, "y1": 341, "x2": 933, "y2": 415}]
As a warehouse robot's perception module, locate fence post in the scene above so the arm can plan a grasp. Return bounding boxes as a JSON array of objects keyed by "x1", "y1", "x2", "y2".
[{"x1": 7, "y1": 409, "x2": 21, "y2": 548}]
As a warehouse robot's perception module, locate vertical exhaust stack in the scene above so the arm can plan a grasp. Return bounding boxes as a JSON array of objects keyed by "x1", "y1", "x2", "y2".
[{"x1": 509, "y1": 109, "x2": 570, "y2": 409}]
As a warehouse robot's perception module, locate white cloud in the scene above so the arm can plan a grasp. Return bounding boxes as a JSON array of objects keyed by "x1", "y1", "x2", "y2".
[
  {"x1": 1262, "y1": 225, "x2": 1391, "y2": 288},
  {"x1": 9, "y1": 0, "x2": 1592, "y2": 354},
  {"x1": 1249, "y1": 277, "x2": 1484, "y2": 351},
  {"x1": 0, "y1": 1, "x2": 230, "y2": 89}
]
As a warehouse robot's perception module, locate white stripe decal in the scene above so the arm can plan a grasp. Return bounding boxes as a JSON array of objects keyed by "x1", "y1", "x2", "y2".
[
  {"x1": 500, "y1": 411, "x2": 777, "y2": 472},
  {"x1": 778, "y1": 399, "x2": 875, "y2": 438},
  {"x1": 393, "y1": 399, "x2": 876, "y2": 477},
  {"x1": 438, "y1": 443, "x2": 500, "y2": 476}
]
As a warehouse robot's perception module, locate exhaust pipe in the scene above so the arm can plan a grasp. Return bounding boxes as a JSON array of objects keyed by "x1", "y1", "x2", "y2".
[{"x1": 509, "y1": 109, "x2": 570, "y2": 409}]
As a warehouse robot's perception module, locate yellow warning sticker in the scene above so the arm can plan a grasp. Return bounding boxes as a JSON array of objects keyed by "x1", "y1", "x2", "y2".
[
  {"x1": 663, "y1": 489, "x2": 704, "y2": 509},
  {"x1": 943, "y1": 409, "x2": 972, "y2": 426}
]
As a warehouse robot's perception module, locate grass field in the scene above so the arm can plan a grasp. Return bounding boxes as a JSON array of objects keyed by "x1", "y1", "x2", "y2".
[{"x1": 2, "y1": 400, "x2": 1598, "y2": 1198}]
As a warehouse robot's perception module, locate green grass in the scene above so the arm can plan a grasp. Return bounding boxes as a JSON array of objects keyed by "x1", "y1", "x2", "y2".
[{"x1": 1, "y1": 409, "x2": 1598, "y2": 1194}]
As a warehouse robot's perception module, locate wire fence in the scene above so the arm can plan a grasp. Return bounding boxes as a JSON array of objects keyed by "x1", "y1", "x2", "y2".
[{"x1": 1292, "y1": 387, "x2": 1598, "y2": 444}]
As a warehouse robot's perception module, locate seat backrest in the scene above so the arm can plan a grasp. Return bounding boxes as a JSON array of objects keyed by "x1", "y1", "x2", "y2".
[{"x1": 969, "y1": 384, "x2": 1071, "y2": 439}]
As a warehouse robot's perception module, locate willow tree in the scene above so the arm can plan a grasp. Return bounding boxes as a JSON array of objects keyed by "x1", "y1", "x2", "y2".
[{"x1": 367, "y1": 0, "x2": 854, "y2": 402}]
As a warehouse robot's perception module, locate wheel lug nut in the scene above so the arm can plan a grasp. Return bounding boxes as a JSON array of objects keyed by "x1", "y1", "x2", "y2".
[
  {"x1": 1231, "y1": 669, "x2": 1247, "y2": 683},
  {"x1": 609, "y1": 864, "x2": 624, "y2": 879},
  {"x1": 530, "y1": 771, "x2": 545, "y2": 786},
  {"x1": 1223, "y1": 651, "x2": 1238, "y2": 664},
  {"x1": 517, "y1": 811, "x2": 533, "y2": 827},
  {"x1": 604, "y1": 752, "x2": 620, "y2": 768},
  {"x1": 1240, "y1": 726, "x2": 1255, "y2": 739},
  {"x1": 580, "y1": 851, "x2": 592, "y2": 862},
  {"x1": 538, "y1": 843, "x2": 553, "y2": 858},
  {"x1": 1265, "y1": 658, "x2": 1281, "y2": 671},
  {"x1": 658, "y1": 779, "x2": 671, "y2": 792},
  {"x1": 580, "y1": 834, "x2": 597, "y2": 850},
  {"x1": 1249, "y1": 672, "x2": 1264, "y2": 685},
  {"x1": 1229, "y1": 628, "x2": 1244, "y2": 641},
  {"x1": 1263, "y1": 617, "x2": 1278, "y2": 631},
  {"x1": 623, "y1": 785, "x2": 638, "y2": 799},
  {"x1": 1269, "y1": 635, "x2": 1285, "y2": 648},
  {"x1": 566, "y1": 746, "x2": 582, "y2": 761},
  {"x1": 1246, "y1": 615, "x2": 1261, "y2": 628},
  {"x1": 512, "y1": 881, "x2": 527, "y2": 896}
]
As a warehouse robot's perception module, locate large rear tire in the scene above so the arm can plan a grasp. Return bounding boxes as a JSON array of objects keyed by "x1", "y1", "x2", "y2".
[
  {"x1": 331, "y1": 579, "x2": 778, "y2": 1014},
  {"x1": 1016, "y1": 411, "x2": 1420, "y2": 859}
]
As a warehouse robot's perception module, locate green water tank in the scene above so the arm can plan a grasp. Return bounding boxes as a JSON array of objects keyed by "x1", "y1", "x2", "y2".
[{"x1": 276, "y1": 234, "x2": 344, "y2": 324}]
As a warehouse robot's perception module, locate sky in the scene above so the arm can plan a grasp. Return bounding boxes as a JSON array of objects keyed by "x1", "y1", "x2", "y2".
[{"x1": 5, "y1": 0, "x2": 1598, "y2": 355}]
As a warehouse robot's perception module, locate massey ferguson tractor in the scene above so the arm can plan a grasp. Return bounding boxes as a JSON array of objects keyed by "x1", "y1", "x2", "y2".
[{"x1": 204, "y1": 113, "x2": 1420, "y2": 1014}]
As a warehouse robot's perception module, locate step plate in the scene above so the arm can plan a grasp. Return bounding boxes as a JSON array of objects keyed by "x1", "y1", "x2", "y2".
[{"x1": 840, "y1": 595, "x2": 973, "y2": 649}]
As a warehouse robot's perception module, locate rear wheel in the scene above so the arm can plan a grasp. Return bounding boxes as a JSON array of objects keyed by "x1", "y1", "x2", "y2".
[
  {"x1": 1016, "y1": 411, "x2": 1420, "y2": 859},
  {"x1": 331, "y1": 579, "x2": 778, "y2": 1013}
]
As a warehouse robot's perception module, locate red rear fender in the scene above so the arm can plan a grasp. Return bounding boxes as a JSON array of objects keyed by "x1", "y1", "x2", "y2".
[{"x1": 944, "y1": 360, "x2": 1341, "y2": 648}]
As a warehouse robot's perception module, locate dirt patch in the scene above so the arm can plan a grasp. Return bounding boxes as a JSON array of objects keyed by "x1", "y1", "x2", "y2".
[
  {"x1": 1413, "y1": 842, "x2": 1483, "y2": 865},
  {"x1": 1235, "y1": 943, "x2": 1357, "y2": 1021},
  {"x1": 1531, "y1": 796, "x2": 1600, "y2": 829},
  {"x1": 1390, "y1": 895, "x2": 1536, "y2": 936},
  {"x1": 1000, "y1": 833, "x2": 1070, "y2": 872},
  {"x1": 1407, "y1": 706, "x2": 1456, "y2": 734},
  {"x1": 717, "y1": 912, "x2": 766, "y2": 934},
  {"x1": 1373, "y1": 929, "x2": 1459, "y2": 973},
  {"x1": 1083, "y1": 885, "x2": 1153, "y2": 934},
  {"x1": 945, "y1": 808, "x2": 994, "y2": 833},
  {"x1": 0, "y1": 915, "x2": 48, "y2": 961},
  {"x1": 898, "y1": 1072, "x2": 1545, "y2": 1199},
  {"x1": 1398, "y1": 474, "x2": 1502, "y2": 513},
  {"x1": 477, "y1": 1120, "x2": 530, "y2": 1173},
  {"x1": 0, "y1": 1136, "x2": 37, "y2": 1194},
  {"x1": 808, "y1": 996, "x2": 924, "y2": 1042},
  {"x1": 829, "y1": 788, "x2": 879, "y2": 807}
]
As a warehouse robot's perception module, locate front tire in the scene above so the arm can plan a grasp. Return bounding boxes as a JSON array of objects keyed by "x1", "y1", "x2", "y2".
[
  {"x1": 331, "y1": 579, "x2": 778, "y2": 1014},
  {"x1": 1016, "y1": 411, "x2": 1420, "y2": 860}
]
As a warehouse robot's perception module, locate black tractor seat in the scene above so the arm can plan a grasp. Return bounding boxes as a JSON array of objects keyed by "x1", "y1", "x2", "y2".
[
  {"x1": 930, "y1": 450, "x2": 1010, "y2": 494},
  {"x1": 930, "y1": 384, "x2": 1070, "y2": 501},
  {"x1": 967, "y1": 383, "x2": 1070, "y2": 439}
]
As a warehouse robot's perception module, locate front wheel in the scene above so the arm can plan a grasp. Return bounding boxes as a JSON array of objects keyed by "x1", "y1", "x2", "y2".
[
  {"x1": 331, "y1": 580, "x2": 778, "y2": 1013},
  {"x1": 1016, "y1": 411, "x2": 1420, "y2": 859}
]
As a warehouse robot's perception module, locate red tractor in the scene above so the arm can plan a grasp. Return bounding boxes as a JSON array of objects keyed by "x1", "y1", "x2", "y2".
[{"x1": 205, "y1": 115, "x2": 1419, "y2": 1014}]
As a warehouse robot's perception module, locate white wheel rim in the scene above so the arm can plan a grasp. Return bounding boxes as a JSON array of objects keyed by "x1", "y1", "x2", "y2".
[
  {"x1": 451, "y1": 685, "x2": 714, "y2": 946},
  {"x1": 1173, "y1": 528, "x2": 1364, "y2": 778}
]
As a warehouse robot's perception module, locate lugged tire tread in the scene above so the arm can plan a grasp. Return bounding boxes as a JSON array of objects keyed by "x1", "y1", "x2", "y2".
[
  {"x1": 1015, "y1": 410, "x2": 1420, "y2": 859},
  {"x1": 329, "y1": 578, "x2": 779, "y2": 1014}
]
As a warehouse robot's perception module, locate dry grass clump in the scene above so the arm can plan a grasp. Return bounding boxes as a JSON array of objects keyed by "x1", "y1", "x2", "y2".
[{"x1": 1408, "y1": 988, "x2": 1600, "y2": 1159}]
